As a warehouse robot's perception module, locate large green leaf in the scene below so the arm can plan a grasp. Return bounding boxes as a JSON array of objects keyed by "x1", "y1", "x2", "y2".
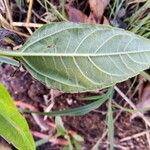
[
  {"x1": 0, "y1": 22, "x2": 150, "y2": 92},
  {"x1": 0, "y1": 83, "x2": 35, "y2": 150}
]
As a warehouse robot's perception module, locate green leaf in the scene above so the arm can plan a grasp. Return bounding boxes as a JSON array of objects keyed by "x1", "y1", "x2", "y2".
[
  {"x1": 72, "y1": 134, "x2": 84, "y2": 142},
  {"x1": 55, "y1": 116, "x2": 66, "y2": 136},
  {"x1": 65, "y1": 135, "x2": 73, "y2": 150},
  {"x1": 72, "y1": 139, "x2": 82, "y2": 150},
  {"x1": 0, "y1": 22, "x2": 150, "y2": 92},
  {"x1": 29, "y1": 87, "x2": 113, "y2": 116},
  {"x1": 0, "y1": 56, "x2": 20, "y2": 67},
  {"x1": 35, "y1": 138, "x2": 49, "y2": 147},
  {"x1": 107, "y1": 100, "x2": 114, "y2": 150},
  {"x1": 0, "y1": 83, "x2": 35, "y2": 150},
  {"x1": 81, "y1": 94, "x2": 107, "y2": 101}
]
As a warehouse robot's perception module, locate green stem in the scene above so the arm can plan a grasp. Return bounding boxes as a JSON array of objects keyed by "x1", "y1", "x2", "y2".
[{"x1": 0, "y1": 48, "x2": 21, "y2": 57}]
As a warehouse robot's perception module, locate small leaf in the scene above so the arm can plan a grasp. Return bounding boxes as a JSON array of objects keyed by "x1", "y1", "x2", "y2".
[
  {"x1": 72, "y1": 134, "x2": 84, "y2": 142},
  {"x1": 55, "y1": 116, "x2": 66, "y2": 136},
  {"x1": 65, "y1": 135, "x2": 73, "y2": 150},
  {"x1": 0, "y1": 83, "x2": 35, "y2": 150},
  {"x1": 72, "y1": 139, "x2": 82, "y2": 150}
]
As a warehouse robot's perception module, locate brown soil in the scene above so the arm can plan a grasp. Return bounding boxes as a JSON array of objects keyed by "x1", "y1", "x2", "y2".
[{"x1": 0, "y1": 64, "x2": 149, "y2": 150}]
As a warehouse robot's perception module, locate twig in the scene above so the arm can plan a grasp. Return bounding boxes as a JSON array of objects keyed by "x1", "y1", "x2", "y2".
[
  {"x1": 26, "y1": 0, "x2": 34, "y2": 34},
  {"x1": 91, "y1": 130, "x2": 108, "y2": 150},
  {"x1": 0, "y1": 13, "x2": 12, "y2": 28},
  {"x1": 26, "y1": 0, "x2": 34, "y2": 24},
  {"x1": 32, "y1": 113, "x2": 49, "y2": 131},
  {"x1": 32, "y1": 131, "x2": 68, "y2": 145},
  {"x1": 44, "y1": 100, "x2": 54, "y2": 120},
  {"x1": 130, "y1": 77, "x2": 144, "y2": 98},
  {"x1": 45, "y1": 0, "x2": 68, "y2": 21},
  {"x1": 3, "y1": 0, "x2": 13, "y2": 24},
  {"x1": 15, "y1": 101, "x2": 49, "y2": 131},
  {"x1": 32, "y1": 10, "x2": 48, "y2": 23},
  {"x1": 128, "y1": 0, "x2": 147, "y2": 5},
  {"x1": 0, "y1": 0, "x2": 5, "y2": 13},
  {"x1": 26, "y1": 27, "x2": 33, "y2": 35},
  {"x1": 13, "y1": 45, "x2": 22, "y2": 50},
  {"x1": 15, "y1": 101, "x2": 79, "y2": 135},
  {"x1": 120, "y1": 130, "x2": 150, "y2": 142},
  {"x1": 140, "y1": 71, "x2": 150, "y2": 82},
  {"x1": 145, "y1": 123, "x2": 150, "y2": 149},
  {"x1": 114, "y1": 86, "x2": 150, "y2": 127},
  {"x1": 15, "y1": 101, "x2": 37, "y2": 111},
  {"x1": 0, "y1": 14, "x2": 29, "y2": 37},
  {"x1": 8, "y1": 28, "x2": 30, "y2": 38},
  {"x1": 44, "y1": 89, "x2": 60, "y2": 120},
  {"x1": 114, "y1": 86, "x2": 136, "y2": 109},
  {"x1": 105, "y1": 141, "x2": 128, "y2": 150},
  {"x1": 12, "y1": 22, "x2": 43, "y2": 28}
]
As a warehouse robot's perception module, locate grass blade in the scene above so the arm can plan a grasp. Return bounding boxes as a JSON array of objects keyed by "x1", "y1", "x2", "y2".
[
  {"x1": 107, "y1": 100, "x2": 114, "y2": 150},
  {"x1": 24, "y1": 87, "x2": 113, "y2": 117}
]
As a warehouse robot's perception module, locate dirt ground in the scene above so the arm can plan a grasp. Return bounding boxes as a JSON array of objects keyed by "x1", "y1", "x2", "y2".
[{"x1": 0, "y1": 64, "x2": 149, "y2": 150}]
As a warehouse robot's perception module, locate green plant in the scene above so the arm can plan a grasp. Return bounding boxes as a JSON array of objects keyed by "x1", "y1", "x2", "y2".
[
  {"x1": 0, "y1": 82, "x2": 112, "y2": 150},
  {"x1": 55, "y1": 116, "x2": 84, "y2": 150},
  {"x1": 127, "y1": 0, "x2": 150, "y2": 38},
  {"x1": 0, "y1": 83, "x2": 35, "y2": 150},
  {"x1": 35, "y1": 116, "x2": 84, "y2": 150},
  {"x1": 0, "y1": 22, "x2": 150, "y2": 149}
]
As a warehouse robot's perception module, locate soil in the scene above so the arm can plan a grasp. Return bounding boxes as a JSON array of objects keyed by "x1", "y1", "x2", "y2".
[{"x1": 0, "y1": 64, "x2": 149, "y2": 150}]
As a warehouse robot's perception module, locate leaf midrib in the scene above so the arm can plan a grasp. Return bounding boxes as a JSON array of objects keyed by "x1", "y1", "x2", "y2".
[{"x1": 0, "y1": 49, "x2": 150, "y2": 57}]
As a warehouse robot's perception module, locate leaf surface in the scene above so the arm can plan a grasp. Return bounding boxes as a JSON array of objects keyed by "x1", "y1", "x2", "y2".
[
  {"x1": 0, "y1": 56, "x2": 19, "y2": 66},
  {"x1": 0, "y1": 83, "x2": 35, "y2": 150},
  {"x1": 0, "y1": 22, "x2": 150, "y2": 92}
]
